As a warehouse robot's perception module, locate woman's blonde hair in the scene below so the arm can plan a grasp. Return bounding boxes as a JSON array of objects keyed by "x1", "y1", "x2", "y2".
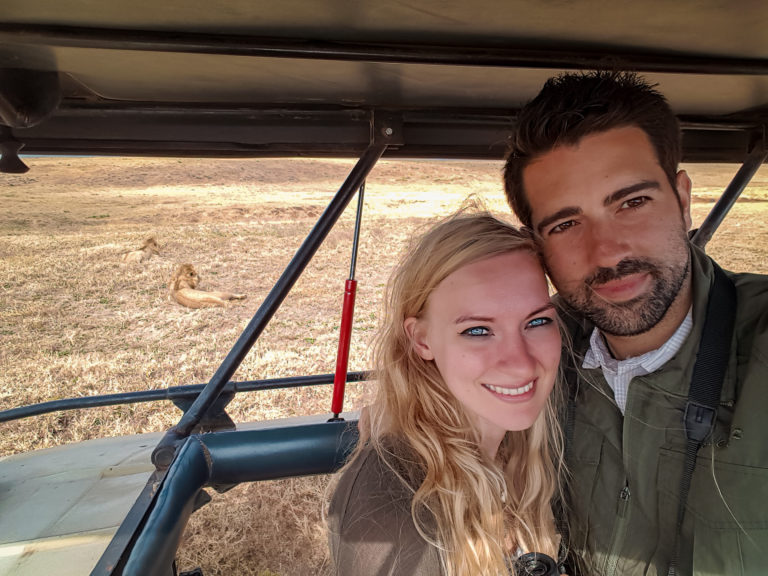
[{"x1": 363, "y1": 208, "x2": 565, "y2": 575}]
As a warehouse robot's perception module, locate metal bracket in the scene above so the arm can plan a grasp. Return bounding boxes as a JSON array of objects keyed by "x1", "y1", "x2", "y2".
[
  {"x1": 171, "y1": 391, "x2": 236, "y2": 434},
  {"x1": 372, "y1": 112, "x2": 404, "y2": 146},
  {"x1": 684, "y1": 401, "x2": 717, "y2": 444},
  {"x1": 0, "y1": 126, "x2": 29, "y2": 173}
]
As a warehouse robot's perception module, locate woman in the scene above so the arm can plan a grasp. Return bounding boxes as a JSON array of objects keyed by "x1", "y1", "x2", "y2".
[{"x1": 327, "y1": 210, "x2": 566, "y2": 576}]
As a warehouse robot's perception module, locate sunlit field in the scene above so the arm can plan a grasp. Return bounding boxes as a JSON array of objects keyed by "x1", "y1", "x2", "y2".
[{"x1": 1, "y1": 157, "x2": 766, "y2": 575}]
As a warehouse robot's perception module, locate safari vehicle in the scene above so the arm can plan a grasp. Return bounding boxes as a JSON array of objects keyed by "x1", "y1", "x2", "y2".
[{"x1": 1, "y1": 1, "x2": 767, "y2": 575}]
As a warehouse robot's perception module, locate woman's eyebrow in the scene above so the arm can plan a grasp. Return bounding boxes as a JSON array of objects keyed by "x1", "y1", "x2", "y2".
[
  {"x1": 527, "y1": 302, "x2": 556, "y2": 317},
  {"x1": 454, "y1": 302, "x2": 555, "y2": 324},
  {"x1": 454, "y1": 315, "x2": 494, "y2": 324}
]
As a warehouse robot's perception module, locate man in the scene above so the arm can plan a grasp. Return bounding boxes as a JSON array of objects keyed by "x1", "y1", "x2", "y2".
[{"x1": 503, "y1": 71, "x2": 768, "y2": 575}]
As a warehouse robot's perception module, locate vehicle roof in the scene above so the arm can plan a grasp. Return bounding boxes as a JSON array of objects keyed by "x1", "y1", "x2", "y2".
[{"x1": 1, "y1": 1, "x2": 767, "y2": 160}]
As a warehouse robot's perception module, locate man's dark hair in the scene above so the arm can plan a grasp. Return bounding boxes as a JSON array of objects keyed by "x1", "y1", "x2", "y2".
[{"x1": 503, "y1": 71, "x2": 682, "y2": 228}]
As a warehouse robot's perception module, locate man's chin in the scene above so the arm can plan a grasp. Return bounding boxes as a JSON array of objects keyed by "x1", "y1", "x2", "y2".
[
  {"x1": 582, "y1": 297, "x2": 663, "y2": 337},
  {"x1": 593, "y1": 317, "x2": 657, "y2": 338}
]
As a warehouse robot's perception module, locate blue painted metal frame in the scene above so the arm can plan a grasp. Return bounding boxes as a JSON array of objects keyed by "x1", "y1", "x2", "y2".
[{"x1": 121, "y1": 419, "x2": 359, "y2": 576}]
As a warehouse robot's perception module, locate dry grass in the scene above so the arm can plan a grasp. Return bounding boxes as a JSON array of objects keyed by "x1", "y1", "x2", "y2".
[{"x1": 1, "y1": 157, "x2": 766, "y2": 575}]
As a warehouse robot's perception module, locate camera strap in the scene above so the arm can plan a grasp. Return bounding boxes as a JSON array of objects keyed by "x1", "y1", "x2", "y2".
[
  {"x1": 667, "y1": 261, "x2": 736, "y2": 576},
  {"x1": 554, "y1": 366, "x2": 578, "y2": 573}
]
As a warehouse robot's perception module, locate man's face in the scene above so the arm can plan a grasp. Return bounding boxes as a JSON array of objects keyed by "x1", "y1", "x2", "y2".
[{"x1": 522, "y1": 126, "x2": 692, "y2": 337}]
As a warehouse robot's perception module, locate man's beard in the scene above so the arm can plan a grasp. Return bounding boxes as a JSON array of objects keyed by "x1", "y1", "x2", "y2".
[{"x1": 556, "y1": 255, "x2": 690, "y2": 337}]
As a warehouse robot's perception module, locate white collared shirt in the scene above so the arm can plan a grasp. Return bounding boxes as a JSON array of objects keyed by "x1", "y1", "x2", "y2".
[{"x1": 582, "y1": 308, "x2": 693, "y2": 414}]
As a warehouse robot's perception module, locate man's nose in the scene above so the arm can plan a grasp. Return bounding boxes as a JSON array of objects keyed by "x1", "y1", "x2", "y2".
[{"x1": 586, "y1": 220, "x2": 631, "y2": 269}]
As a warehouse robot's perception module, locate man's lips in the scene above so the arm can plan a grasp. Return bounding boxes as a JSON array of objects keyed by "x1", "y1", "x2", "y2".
[{"x1": 589, "y1": 272, "x2": 651, "y2": 301}]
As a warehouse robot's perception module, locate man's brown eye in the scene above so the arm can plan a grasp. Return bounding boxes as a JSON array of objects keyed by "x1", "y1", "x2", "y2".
[
  {"x1": 550, "y1": 221, "x2": 575, "y2": 234},
  {"x1": 622, "y1": 196, "x2": 649, "y2": 209}
]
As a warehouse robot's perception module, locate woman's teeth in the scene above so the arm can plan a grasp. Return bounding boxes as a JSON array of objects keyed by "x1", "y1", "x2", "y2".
[{"x1": 484, "y1": 382, "x2": 533, "y2": 396}]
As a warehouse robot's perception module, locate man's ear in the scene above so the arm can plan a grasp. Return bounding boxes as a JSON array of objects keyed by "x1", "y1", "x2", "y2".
[
  {"x1": 675, "y1": 170, "x2": 693, "y2": 230},
  {"x1": 404, "y1": 316, "x2": 434, "y2": 360}
]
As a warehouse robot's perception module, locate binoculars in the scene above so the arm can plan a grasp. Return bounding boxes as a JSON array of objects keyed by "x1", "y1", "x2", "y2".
[{"x1": 513, "y1": 552, "x2": 560, "y2": 576}]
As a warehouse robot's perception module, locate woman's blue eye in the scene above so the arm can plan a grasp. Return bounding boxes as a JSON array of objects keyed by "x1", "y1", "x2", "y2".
[
  {"x1": 462, "y1": 326, "x2": 490, "y2": 336},
  {"x1": 527, "y1": 317, "x2": 553, "y2": 328}
]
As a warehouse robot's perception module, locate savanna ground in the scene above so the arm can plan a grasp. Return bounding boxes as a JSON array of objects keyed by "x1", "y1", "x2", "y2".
[{"x1": 1, "y1": 157, "x2": 767, "y2": 575}]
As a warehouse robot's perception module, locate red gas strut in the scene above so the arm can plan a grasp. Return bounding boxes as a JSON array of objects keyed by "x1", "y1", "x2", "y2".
[{"x1": 329, "y1": 181, "x2": 365, "y2": 421}]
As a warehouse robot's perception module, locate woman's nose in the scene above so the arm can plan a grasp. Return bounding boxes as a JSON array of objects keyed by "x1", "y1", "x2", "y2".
[{"x1": 496, "y1": 335, "x2": 536, "y2": 373}]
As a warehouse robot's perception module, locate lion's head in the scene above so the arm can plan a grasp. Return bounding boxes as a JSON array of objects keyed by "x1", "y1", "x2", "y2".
[
  {"x1": 170, "y1": 263, "x2": 200, "y2": 291},
  {"x1": 143, "y1": 236, "x2": 160, "y2": 255}
]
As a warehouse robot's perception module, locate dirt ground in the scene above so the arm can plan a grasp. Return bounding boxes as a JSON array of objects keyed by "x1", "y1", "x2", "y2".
[{"x1": 1, "y1": 157, "x2": 767, "y2": 575}]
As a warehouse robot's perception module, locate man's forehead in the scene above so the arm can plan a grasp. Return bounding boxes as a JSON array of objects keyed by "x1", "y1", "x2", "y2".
[{"x1": 522, "y1": 126, "x2": 665, "y2": 222}]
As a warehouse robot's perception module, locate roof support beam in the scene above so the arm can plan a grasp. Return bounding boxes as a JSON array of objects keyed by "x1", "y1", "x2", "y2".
[{"x1": 3, "y1": 23, "x2": 768, "y2": 75}]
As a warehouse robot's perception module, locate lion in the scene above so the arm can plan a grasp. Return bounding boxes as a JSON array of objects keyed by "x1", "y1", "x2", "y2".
[
  {"x1": 120, "y1": 236, "x2": 160, "y2": 264},
  {"x1": 169, "y1": 263, "x2": 247, "y2": 309}
]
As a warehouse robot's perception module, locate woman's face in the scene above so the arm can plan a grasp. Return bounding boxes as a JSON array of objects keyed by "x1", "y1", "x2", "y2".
[{"x1": 405, "y1": 251, "x2": 561, "y2": 457}]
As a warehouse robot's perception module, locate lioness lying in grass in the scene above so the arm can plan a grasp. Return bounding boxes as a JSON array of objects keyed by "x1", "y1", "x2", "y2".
[
  {"x1": 169, "y1": 263, "x2": 246, "y2": 309},
  {"x1": 120, "y1": 236, "x2": 160, "y2": 263}
]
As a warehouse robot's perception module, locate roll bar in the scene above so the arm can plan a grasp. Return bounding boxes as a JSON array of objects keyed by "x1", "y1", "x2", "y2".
[{"x1": 92, "y1": 417, "x2": 359, "y2": 576}]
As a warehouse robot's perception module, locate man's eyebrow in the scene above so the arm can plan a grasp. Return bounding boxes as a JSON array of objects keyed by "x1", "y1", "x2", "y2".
[
  {"x1": 535, "y1": 180, "x2": 663, "y2": 236},
  {"x1": 536, "y1": 207, "x2": 581, "y2": 236},
  {"x1": 604, "y1": 180, "x2": 661, "y2": 206}
]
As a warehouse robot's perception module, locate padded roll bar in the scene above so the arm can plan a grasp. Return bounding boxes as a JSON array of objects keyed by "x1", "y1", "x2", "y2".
[{"x1": 122, "y1": 419, "x2": 359, "y2": 576}]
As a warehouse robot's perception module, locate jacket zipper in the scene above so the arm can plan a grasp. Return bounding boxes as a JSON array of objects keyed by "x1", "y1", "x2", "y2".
[{"x1": 604, "y1": 483, "x2": 631, "y2": 576}]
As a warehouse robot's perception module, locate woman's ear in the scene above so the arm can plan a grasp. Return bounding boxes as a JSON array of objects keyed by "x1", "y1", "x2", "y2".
[{"x1": 404, "y1": 316, "x2": 434, "y2": 360}]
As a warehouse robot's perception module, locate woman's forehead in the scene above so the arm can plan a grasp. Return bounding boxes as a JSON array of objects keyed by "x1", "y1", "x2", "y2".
[{"x1": 429, "y1": 251, "x2": 548, "y2": 306}]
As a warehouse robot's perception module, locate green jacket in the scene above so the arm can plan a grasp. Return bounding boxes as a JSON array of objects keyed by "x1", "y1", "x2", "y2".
[{"x1": 560, "y1": 244, "x2": 768, "y2": 576}]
